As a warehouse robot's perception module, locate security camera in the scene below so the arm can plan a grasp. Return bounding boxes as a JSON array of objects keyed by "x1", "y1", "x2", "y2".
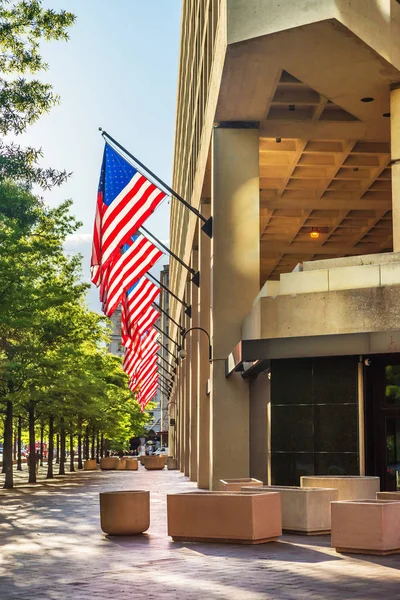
[
  {"x1": 179, "y1": 349, "x2": 187, "y2": 360},
  {"x1": 364, "y1": 358, "x2": 371, "y2": 367}
]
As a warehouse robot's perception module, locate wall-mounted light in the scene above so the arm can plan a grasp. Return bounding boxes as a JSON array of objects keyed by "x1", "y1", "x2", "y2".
[{"x1": 309, "y1": 227, "x2": 320, "y2": 240}]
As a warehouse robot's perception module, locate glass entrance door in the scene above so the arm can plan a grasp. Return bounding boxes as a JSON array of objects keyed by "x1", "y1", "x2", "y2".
[
  {"x1": 385, "y1": 416, "x2": 400, "y2": 491},
  {"x1": 365, "y1": 357, "x2": 400, "y2": 491}
]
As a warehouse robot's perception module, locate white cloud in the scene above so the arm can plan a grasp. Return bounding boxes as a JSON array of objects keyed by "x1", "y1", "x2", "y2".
[{"x1": 65, "y1": 233, "x2": 92, "y2": 245}]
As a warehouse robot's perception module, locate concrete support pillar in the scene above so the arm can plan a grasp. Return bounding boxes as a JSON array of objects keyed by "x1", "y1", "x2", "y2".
[
  {"x1": 189, "y1": 249, "x2": 199, "y2": 482},
  {"x1": 391, "y1": 83, "x2": 400, "y2": 252},
  {"x1": 210, "y1": 127, "x2": 260, "y2": 490},
  {"x1": 178, "y1": 364, "x2": 184, "y2": 472},
  {"x1": 184, "y1": 298, "x2": 190, "y2": 477},
  {"x1": 197, "y1": 203, "x2": 211, "y2": 489}
]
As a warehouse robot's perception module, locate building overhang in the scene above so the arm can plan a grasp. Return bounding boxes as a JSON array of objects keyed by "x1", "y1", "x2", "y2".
[{"x1": 226, "y1": 329, "x2": 400, "y2": 377}]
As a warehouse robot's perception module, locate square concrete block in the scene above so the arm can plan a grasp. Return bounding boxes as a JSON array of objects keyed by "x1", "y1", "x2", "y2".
[
  {"x1": 167, "y1": 457, "x2": 178, "y2": 470},
  {"x1": 100, "y1": 491, "x2": 150, "y2": 536},
  {"x1": 143, "y1": 456, "x2": 166, "y2": 470},
  {"x1": 125, "y1": 459, "x2": 138, "y2": 471},
  {"x1": 280, "y1": 270, "x2": 328, "y2": 296},
  {"x1": 116, "y1": 459, "x2": 127, "y2": 470},
  {"x1": 243, "y1": 486, "x2": 338, "y2": 534},
  {"x1": 377, "y1": 491, "x2": 400, "y2": 501},
  {"x1": 100, "y1": 457, "x2": 119, "y2": 470},
  {"x1": 167, "y1": 491, "x2": 282, "y2": 544},
  {"x1": 380, "y1": 262, "x2": 400, "y2": 287},
  {"x1": 328, "y1": 265, "x2": 380, "y2": 291},
  {"x1": 300, "y1": 476, "x2": 380, "y2": 500},
  {"x1": 220, "y1": 478, "x2": 263, "y2": 491},
  {"x1": 83, "y1": 459, "x2": 97, "y2": 471},
  {"x1": 331, "y1": 500, "x2": 400, "y2": 555}
]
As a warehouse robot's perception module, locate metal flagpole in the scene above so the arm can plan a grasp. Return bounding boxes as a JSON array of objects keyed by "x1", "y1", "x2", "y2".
[
  {"x1": 154, "y1": 323, "x2": 180, "y2": 348},
  {"x1": 158, "y1": 373, "x2": 173, "y2": 389},
  {"x1": 99, "y1": 129, "x2": 213, "y2": 239},
  {"x1": 158, "y1": 363, "x2": 175, "y2": 381},
  {"x1": 147, "y1": 272, "x2": 191, "y2": 318},
  {"x1": 140, "y1": 226, "x2": 199, "y2": 288},
  {"x1": 157, "y1": 353, "x2": 176, "y2": 373},
  {"x1": 153, "y1": 303, "x2": 185, "y2": 335}
]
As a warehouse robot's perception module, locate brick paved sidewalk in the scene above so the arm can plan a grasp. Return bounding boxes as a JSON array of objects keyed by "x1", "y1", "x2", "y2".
[{"x1": 0, "y1": 465, "x2": 399, "y2": 599}]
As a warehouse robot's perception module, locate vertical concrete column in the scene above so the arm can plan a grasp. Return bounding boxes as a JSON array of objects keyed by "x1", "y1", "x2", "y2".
[
  {"x1": 178, "y1": 363, "x2": 184, "y2": 472},
  {"x1": 197, "y1": 203, "x2": 211, "y2": 489},
  {"x1": 184, "y1": 291, "x2": 191, "y2": 477},
  {"x1": 391, "y1": 83, "x2": 400, "y2": 252},
  {"x1": 189, "y1": 249, "x2": 199, "y2": 481},
  {"x1": 210, "y1": 127, "x2": 260, "y2": 490}
]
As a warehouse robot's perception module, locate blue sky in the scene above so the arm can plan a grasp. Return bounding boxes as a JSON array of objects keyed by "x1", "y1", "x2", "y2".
[{"x1": 18, "y1": 0, "x2": 181, "y2": 309}]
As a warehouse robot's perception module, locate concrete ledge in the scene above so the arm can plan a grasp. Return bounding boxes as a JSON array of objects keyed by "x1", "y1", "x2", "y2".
[
  {"x1": 301, "y1": 476, "x2": 380, "y2": 500},
  {"x1": 167, "y1": 491, "x2": 282, "y2": 544},
  {"x1": 243, "y1": 485, "x2": 338, "y2": 534},
  {"x1": 331, "y1": 500, "x2": 400, "y2": 555},
  {"x1": 280, "y1": 270, "x2": 329, "y2": 296},
  {"x1": 328, "y1": 265, "x2": 380, "y2": 291},
  {"x1": 100, "y1": 491, "x2": 150, "y2": 536},
  {"x1": 220, "y1": 478, "x2": 263, "y2": 491}
]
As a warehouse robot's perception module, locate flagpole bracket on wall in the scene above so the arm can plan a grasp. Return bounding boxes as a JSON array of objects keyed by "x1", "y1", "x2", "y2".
[{"x1": 99, "y1": 128, "x2": 213, "y2": 239}]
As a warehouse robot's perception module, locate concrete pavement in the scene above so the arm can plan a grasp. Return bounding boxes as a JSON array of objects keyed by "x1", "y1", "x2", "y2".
[{"x1": 0, "y1": 465, "x2": 399, "y2": 599}]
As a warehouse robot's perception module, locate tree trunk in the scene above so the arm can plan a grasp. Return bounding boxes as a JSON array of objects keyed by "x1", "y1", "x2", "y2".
[
  {"x1": 47, "y1": 416, "x2": 54, "y2": 479},
  {"x1": 96, "y1": 432, "x2": 100, "y2": 463},
  {"x1": 56, "y1": 433, "x2": 60, "y2": 464},
  {"x1": 91, "y1": 432, "x2": 95, "y2": 460},
  {"x1": 59, "y1": 418, "x2": 65, "y2": 476},
  {"x1": 100, "y1": 433, "x2": 104, "y2": 459},
  {"x1": 84, "y1": 425, "x2": 89, "y2": 460},
  {"x1": 17, "y1": 416, "x2": 22, "y2": 471},
  {"x1": 13, "y1": 425, "x2": 17, "y2": 461},
  {"x1": 3, "y1": 401, "x2": 13, "y2": 489},
  {"x1": 28, "y1": 404, "x2": 36, "y2": 484},
  {"x1": 69, "y1": 428, "x2": 75, "y2": 472},
  {"x1": 40, "y1": 422, "x2": 44, "y2": 467},
  {"x1": 77, "y1": 417, "x2": 83, "y2": 469}
]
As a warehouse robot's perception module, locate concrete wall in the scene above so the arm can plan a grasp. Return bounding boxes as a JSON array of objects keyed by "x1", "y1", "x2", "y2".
[{"x1": 227, "y1": 0, "x2": 400, "y2": 71}]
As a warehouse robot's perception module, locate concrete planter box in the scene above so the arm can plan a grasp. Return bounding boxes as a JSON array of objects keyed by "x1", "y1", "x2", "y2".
[
  {"x1": 83, "y1": 459, "x2": 97, "y2": 471},
  {"x1": 377, "y1": 492, "x2": 400, "y2": 501},
  {"x1": 242, "y1": 485, "x2": 338, "y2": 534},
  {"x1": 100, "y1": 491, "x2": 150, "y2": 536},
  {"x1": 331, "y1": 499, "x2": 400, "y2": 555},
  {"x1": 125, "y1": 459, "x2": 138, "y2": 471},
  {"x1": 116, "y1": 458, "x2": 127, "y2": 470},
  {"x1": 220, "y1": 478, "x2": 263, "y2": 492},
  {"x1": 300, "y1": 476, "x2": 380, "y2": 500},
  {"x1": 167, "y1": 457, "x2": 178, "y2": 470},
  {"x1": 167, "y1": 491, "x2": 282, "y2": 544},
  {"x1": 139, "y1": 456, "x2": 145, "y2": 465},
  {"x1": 100, "y1": 457, "x2": 119, "y2": 470},
  {"x1": 143, "y1": 456, "x2": 166, "y2": 470}
]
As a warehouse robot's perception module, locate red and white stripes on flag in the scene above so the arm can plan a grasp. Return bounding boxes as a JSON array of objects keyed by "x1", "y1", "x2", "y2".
[
  {"x1": 102, "y1": 234, "x2": 163, "y2": 317},
  {"x1": 125, "y1": 278, "x2": 160, "y2": 323},
  {"x1": 121, "y1": 278, "x2": 160, "y2": 347}
]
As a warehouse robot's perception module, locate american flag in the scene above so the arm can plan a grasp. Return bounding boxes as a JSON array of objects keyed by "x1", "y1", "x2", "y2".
[
  {"x1": 91, "y1": 143, "x2": 166, "y2": 285},
  {"x1": 102, "y1": 234, "x2": 163, "y2": 317},
  {"x1": 121, "y1": 278, "x2": 160, "y2": 346}
]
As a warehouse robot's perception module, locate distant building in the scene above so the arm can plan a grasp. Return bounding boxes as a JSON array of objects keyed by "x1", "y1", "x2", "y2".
[{"x1": 108, "y1": 307, "x2": 123, "y2": 357}]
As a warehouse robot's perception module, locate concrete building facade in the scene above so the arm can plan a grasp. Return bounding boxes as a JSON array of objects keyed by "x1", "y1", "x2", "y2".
[{"x1": 168, "y1": 0, "x2": 400, "y2": 492}]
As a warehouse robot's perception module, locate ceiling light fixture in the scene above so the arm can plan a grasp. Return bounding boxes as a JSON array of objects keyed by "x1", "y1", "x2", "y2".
[
  {"x1": 383, "y1": 112, "x2": 390, "y2": 118},
  {"x1": 309, "y1": 227, "x2": 320, "y2": 239},
  {"x1": 361, "y1": 97, "x2": 374, "y2": 103}
]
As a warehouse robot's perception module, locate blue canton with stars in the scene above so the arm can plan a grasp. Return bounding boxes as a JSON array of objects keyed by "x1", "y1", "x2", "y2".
[{"x1": 98, "y1": 143, "x2": 137, "y2": 206}]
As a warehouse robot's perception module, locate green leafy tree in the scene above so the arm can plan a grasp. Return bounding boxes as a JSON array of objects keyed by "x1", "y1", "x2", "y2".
[{"x1": 0, "y1": 0, "x2": 75, "y2": 187}]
